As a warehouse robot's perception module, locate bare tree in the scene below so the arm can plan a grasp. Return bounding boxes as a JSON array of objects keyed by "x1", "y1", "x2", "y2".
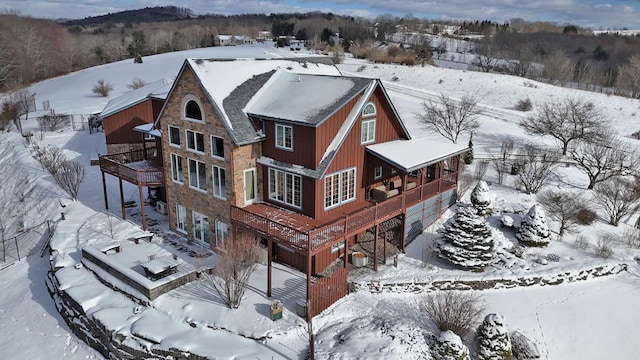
[
  {"x1": 537, "y1": 189, "x2": 589, "y2": 236},
  {"x1": 542, "y1": 50, "x2": 574, "y2": 86},
  {"x1": 416, "y1": 93, "x2": 482, "y2": 143},
  {"x1": 473, "y1": 37, "x2": 498, "y2": 72},
  {"x1": 514, "y1": 143, "x2": 560, "y2": 194},
  {"x1": 616, "y1": 55, "x2": 640, "y2": 98},
  {"x1": 211, "y1": 231, "x2": 262, "y2": 309},
  {"x1": 456, "y1": 172, "x2": 474, "y2": 201},
  {"x1": 487, "y1": 137, "x2": 515, "y2": 185},
  {"x1": 51, "y1": 160, "x2": 85, "y2": 201},
  {"x1": 593, "y1": 176, "x2": 640, "y2": 226},
  {"x1": 520, "y1": 97, "x2": 607, "y2": 155},
  {"x1": 570, "y1": 136, "x2": 638, "y2": 190},
  {"x1": 420, "y1": 291, "x2": 486, "y2": 337}
]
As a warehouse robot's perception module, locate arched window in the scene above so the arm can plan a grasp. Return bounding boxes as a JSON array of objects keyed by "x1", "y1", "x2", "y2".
[
  {"x1": 362, "y1": 102, "x2": 376, "y2": 117},
  {"x1": 361, "y1": 102, "x2": 376, "y2": 144},
  {"x1": 185, "y1": 100, "x2": 202, "y2": 121}
]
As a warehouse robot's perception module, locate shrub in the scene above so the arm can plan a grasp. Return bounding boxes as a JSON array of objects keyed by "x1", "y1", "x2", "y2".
[
  {"x1": 576, "y1": 208, "x2": 597, "y2": 225},
  {"x1": 574, "y1": 235, "x2": 589, "y2": 250},
  {"x1": 420, "y1": 291, "x2": 486, "y2": 337},
  {"x1": 545, "y1": 253, "x2": 560, "y2": 262},
  {"x1": 127, "y1": 77, "x2": 147, "y2": 90},
  {"x1": 595, "y1": 235, "x2": 613, "y2": 258},
  {"x1": 386, "y1": 45, "x2": 402, "y2": 58},
  {"x1": 398, "y1": 54, "x2": 417, "y2": 66},
  {"x1": 510, "y1": 331, "x2": 540, "y2": 360},
  {"x1": 515, "y1": 98, "x2": 533, "y2": 111},
  {"x1": 356, "y1": 65, "x2": 367, "y2": 72},
  {"x1": 624, "y1": 227, "x2": 640, "y2": 249},
  {"x1": 92, "y1": 79, "x2": 113, "y2": 97},
  {"x1": 391, "y1": 76, "x2": 399, "y2": 81},
  {"x1": 37, "y1": 113, "x2": 71, "y2": 131},
  {"x1": 433, "y1": 330, "x2": 470, "y2": 360},
  {"x1": 477, "y1": 313, "x2": 512, "y2": 360}
]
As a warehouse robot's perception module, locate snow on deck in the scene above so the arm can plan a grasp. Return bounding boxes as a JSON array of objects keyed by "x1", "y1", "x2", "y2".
[{"x1": 366, "y1": 137, "x2": 469, "y2": 172}]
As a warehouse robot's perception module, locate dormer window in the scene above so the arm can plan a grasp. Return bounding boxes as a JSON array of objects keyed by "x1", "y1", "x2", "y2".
[
  {"x1": 361, "y1": 102, "x2": 376, "y2": 144},
  {"x1": 183, "y1": 95, "x2": 204, "y2": 122}
]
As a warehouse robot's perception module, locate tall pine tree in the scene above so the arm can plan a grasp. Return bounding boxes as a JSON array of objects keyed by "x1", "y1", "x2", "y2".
[{"x1": 437, "y1": 206, "x2": 496, "y2": 270}]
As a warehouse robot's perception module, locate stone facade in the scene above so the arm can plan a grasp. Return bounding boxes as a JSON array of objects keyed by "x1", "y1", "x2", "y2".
[{"x1": 160, "y1": 64, "x2": 261, "y2": 248}]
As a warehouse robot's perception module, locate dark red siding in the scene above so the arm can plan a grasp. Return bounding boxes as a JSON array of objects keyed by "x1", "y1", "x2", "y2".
[{"x1": 104, "y1": 100, "x2": 155, "y2": 145}]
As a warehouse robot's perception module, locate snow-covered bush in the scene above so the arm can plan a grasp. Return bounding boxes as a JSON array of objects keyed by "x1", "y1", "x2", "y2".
[
  {"x1": 509, "y1": 331, "x2": 540, "y2": 359},
  {"x1": 471, "y1": 180, "x2": 493, "y2": 216},
  {"x1": 477, "y1": 313, "x2": 512, "y2": 360},
  {"x1": 421, "y1": 291, "x2": 486, "y2": 338},
  {"x1": 501, "y1": 215, "x2": 514, "y2": 228},
  {"x1": 432, "y1": 330, "x2": 470, "y2": 360},
  {"x1": 595, "y1": 235, "x2": 614, "y2": 258},
  {"x1": 544, "y1": 253, "x2": 560, "y2": 262},
  {"x1": 516, "y1": 204, "x2": 551, "y2": 247},
  {"x1": 437, "y1": 206, "x2": 496, "y2": 270}
]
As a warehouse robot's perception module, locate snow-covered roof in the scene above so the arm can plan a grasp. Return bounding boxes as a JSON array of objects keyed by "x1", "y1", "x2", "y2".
[
  {"x1": 244, "y1": 71, "x2": 372, "y2": 125},
  {"x1": 133, "y1": 123, "x2": 161, "y2": 137},
  {"x1": 184, "y1": 58, "x2": 341, "y2": 145},
  {"x1": 366, "y1": 137, "x2": 469, "y2": 172},
  {"x1": 99, "y1": 78, "x2": 173, "y2": 120}
]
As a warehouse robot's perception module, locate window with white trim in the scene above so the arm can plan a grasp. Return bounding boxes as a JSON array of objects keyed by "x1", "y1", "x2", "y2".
[
  {"x1": 324, "y1": 167, "x2": 356, "y2": 209},
  {"x1": 212, "y1": 166, "x2": 226, "y2": 199},
  {"x1": 185, "y1": 99, "x2": 203, "y2": 121},
  {"x1": 215, "y1": 219, "x2": 228, "y2": 247},
  {"x1": 275, "y1": 123, "x2": 293, "y2": 150},
  {"x1": 211, "y1": 135, "x2": 224, "y2": 159},
  {"x1": 186, "y1": 130, "x2": 205, "y2": 153},
  {"x1": 188, "y1": 158, "x2": 207, "y2": 191},
  {"x1": 170, "y1": 153, "x2": 183, "y2": 183},
  {"x1": 331, "y1": 240, "x2": 346, "y2": 253},
  {"x1": 374, "y1": 166, "x2": 383, "y2": 180},
  {"x1": 268, "y1": 168, "x2": 301, "y2": 208},
  {"x1": 361, "y1": 102, "x2": 376, "y2": 144},
  {"x1": 176, "y1": 204, "x2": 187, "y2": 233},
  {"x1": 169, "y1": 125, "x2": 180, "y2": 146}
]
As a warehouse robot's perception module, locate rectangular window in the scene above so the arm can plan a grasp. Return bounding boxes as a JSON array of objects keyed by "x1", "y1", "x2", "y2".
[
  {"x1": 275, "y1": 124, "x2": 293, "y2": 150},
  {"x1": 324, "y1": 167, "x2": 356, "y2": 209},
  {"x1": 176, "y1": 204, "x2": 187, "y2": 233},
  {"x1": 215, "y1": 219, "x2": 228, "y2": 247},
  {"x1": 188, "y1": 158, "x2": 207, "y2": 191},
  {"x1": 374, "y1": 166, "x2": 382, "y2": 180},
  {"x1": 268, "y1": 168, "x2": 301, "y2": 208},
  {"x1": 331, "y1": 240, "x2": 346, "y2": 253},
  {"x1": 186, "y1": 130, "x2": 205, "y2": 153},
  {"x1": 361, "y1": 119, "x2": 376, "y2": 144},
  {"x1": 169, "y1": 126, "x2": 180, "y2": 146},
  {"x1": 212, "y1": 166, "x2": 226, "y2": 199},
  {"x1": 192, "y1": 211, "x2": 209, "y2": 244},
  {"x1": 211, "y1": 135, "x2": 224, "y2": 159},
  {"x1": 171, "y1": 153, "x2": 183, "y2": 183}
]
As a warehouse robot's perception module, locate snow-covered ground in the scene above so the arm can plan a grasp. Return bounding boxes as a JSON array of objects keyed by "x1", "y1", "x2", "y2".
[{"x1": 1, "y1": 42, "x2": 640, "y2": 359}]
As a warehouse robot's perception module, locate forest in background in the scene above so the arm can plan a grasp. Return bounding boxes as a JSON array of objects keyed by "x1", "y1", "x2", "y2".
[{"x1": 1, "y1": 6, "x2": 640, "y2": 99}]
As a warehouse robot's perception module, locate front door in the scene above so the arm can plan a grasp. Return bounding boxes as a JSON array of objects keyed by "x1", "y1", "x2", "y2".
[{"x1": 244, "y1": 168, "x2": 257, "y2": 205}]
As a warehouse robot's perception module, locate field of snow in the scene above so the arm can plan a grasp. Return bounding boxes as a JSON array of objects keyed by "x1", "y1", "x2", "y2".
[{"x1": 1, "y1": 43, "x2": 640, "y2": 359}]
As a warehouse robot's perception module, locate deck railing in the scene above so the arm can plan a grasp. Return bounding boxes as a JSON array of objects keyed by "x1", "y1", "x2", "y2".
[
  {"x1": 99, "y1": 149, "x2": 164, "y2": 186},
  {"x1": 232, "y1": 171, "x2": 458, "y2": 253}
]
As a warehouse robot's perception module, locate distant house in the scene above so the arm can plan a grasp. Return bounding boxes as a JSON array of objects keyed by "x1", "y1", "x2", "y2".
[
  {"x1": 257, "y1": 30, "x2": 272, "y2": 42},
  {"x1": 213, "y1": 35, "x2": 253, "y2": 46},
  {"x1": 101, "y1": 57, "x2": 468, "y2": 316}
]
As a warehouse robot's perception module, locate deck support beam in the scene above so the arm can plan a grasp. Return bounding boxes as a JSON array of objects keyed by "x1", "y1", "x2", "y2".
[
  {"x1": 138, "y1": 185, "x2": 147, "y2": 231},
  {"x1": 373, "y1": 224, "x2": 378, "y2": 271},
  {"x1": 102, "y1": 171, "x2": 109, "y2": 210},
  {"x1": 267, "y1": 236, "x2": 273, "y2": 298},
  {"x1": 119, "y1": 178, "x2": 125, "y2": 220}
]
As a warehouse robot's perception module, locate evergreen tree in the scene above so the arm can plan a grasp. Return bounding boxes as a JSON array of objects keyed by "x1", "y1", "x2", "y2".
[
  {"x1": 471, "y1": 180, "x2": 492, "y2": 216},
  {"x1": 516, "y1": 204, "x2": 551, "y2": 247},
  {"x1": 437, "y1": 206, "x2": 496, "y2": 270},
  {"x1": 433, "y1": 330, "x2": 471, "y2": 360},
  {"x1": 477, "y1": 313, "x2": 513, "y2": 360}
]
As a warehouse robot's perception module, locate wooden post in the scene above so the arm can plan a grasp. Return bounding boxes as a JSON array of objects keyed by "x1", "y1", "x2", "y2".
[
  {"x1": 139, "y1": 185, "x2": 147, "y2": 231},
  {"x1": 400, "y1": 215, "x2": 406, "y2": 253},
  {"x1": 15, "y1": 237, "x2": 20, "y2": 261},
  {"x1": 101, "y1": 171, "x2": 109, "y2": 210},
  {"x1": 373, "y1": 224, "x2": 378, "y2": 271},
  {"x1": 119, "y1": 178, "x2": 125, "y2": 220},
  {"x1": 383, "y1": 231, "x2": 387, "y2": 265},
  {"x1": 267, "y1": 236, "x2": 273, "y2": 297}
]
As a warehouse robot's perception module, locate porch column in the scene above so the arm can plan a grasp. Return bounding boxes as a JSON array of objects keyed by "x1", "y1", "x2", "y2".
[
  {"x1": 119, "y1": 178, "x2": 125, "y2": 220},
  {"x1": 138, "y1": 185, "x2": 147, "y2": 231},
  {"x1": 400, "y1": 215, "x2": 406, "y2": 253},
  {"x1": 101, "y1": 171, "x2": 109, "y2": 210},
  {"x1": 142, "y1": 134, "x2": 148, "y2": 160},
  {"x1": 383, "y1": 230, "x2": 387, "y2": 265},
  {"x1": 373, "y1": 224, "x2": 378, "y2": 271},
  {"x1": 267, "y1": 236, "x2": 273, "y2": 297}
]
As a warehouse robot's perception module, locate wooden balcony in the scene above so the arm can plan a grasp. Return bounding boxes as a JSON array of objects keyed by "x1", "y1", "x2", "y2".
[
  {"x1": 231, "y1": 171, "x2": 458, "y2": 255},
  {"x1": 99, "y1": 148, "x2": 164, "y2": 186}
]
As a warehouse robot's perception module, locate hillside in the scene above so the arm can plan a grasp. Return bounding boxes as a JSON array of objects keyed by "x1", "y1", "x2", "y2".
[
  {"x1": 1, "y1": 45, "x2": 640, "y2": 359},
  {"x1": 63, "y1": 6, "x2": 194, "y2": 25}
]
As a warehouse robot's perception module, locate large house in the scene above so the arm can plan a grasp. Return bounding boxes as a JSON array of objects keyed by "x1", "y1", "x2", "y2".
[{"x1": 100, "y1": 57, "x2": 467, "y2": 316}]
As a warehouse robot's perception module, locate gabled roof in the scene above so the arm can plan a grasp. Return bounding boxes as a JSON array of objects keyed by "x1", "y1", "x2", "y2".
[
  {"x1": 366, "y1": 137, "x2": 469, "y2": 172},
  {"x1": 244, "y1": 71, "x2": 373, "y2": 126},
  {"x1": 179, "y1": 57, "x2": 341, "y2": 145},
  {"x1": 99, "y1": 78, "x2": 173, "y2": 120}
]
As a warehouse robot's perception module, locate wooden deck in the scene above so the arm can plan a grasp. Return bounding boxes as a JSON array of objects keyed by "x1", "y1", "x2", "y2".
[
  {"x1": 231, "y1": 171, "x2": 458, "y2": 255},
  {"x1": 99, "y1": 148, "x2": 164, "y2": 186}
]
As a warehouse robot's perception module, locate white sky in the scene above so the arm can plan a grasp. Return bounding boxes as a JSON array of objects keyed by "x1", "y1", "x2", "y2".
[{"x1": 2, "y1": 0, "x2": 639, "y2": 29}]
